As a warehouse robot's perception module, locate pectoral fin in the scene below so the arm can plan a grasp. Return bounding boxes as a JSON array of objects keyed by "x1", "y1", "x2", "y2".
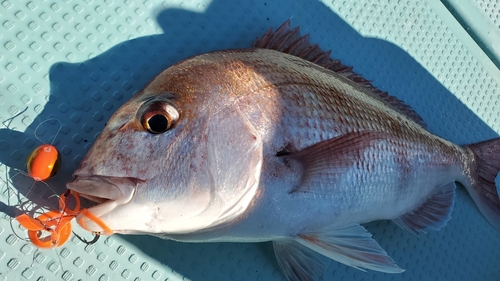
[
  {"x1": 273, "y1": 240, "x2": 330, "y2": 281},
  {"x1": 283, "y1": 131, "x2": 388, "y2": 194},
  {"x1": 295, "y1": 224, "x2": 404, "y2": 273}
]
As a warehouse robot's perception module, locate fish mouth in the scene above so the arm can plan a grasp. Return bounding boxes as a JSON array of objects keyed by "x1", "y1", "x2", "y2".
[
  {"x1": 67, "y1": 175, "x2": 143, "y2": 204},
  {"x1": 66, "y1": 175, "x2": 144, "y2": 233}
]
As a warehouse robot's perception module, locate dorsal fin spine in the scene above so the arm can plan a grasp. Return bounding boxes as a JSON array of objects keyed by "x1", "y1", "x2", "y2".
[{"x1": 253, "y1": 20, "x2": 427, "y2": 128}]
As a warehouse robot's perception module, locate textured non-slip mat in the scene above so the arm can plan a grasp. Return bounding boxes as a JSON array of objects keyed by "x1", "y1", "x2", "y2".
[{"x1": 0, "y1": 0, "x2": 499, "y2": 280}]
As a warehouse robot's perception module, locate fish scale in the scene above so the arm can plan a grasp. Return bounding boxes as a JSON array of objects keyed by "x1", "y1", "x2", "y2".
[
  {"x1": 66, "y1": 21, "x2": 500, "y2": 281},
  {"x1": 236, "y1": 64, "x2": 417, "y2": 150}
]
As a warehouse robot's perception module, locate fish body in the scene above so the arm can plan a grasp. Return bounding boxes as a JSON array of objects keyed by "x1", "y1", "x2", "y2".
[{"x1": 67, "y1": 21, "x2": 500, "y2": 280}]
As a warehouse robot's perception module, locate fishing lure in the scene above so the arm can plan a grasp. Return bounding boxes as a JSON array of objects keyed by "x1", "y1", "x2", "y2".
[
  {"x1": 16, "y1": 211, "x2": 72, "y2": 248},
  {"x1": 25, "y1": 118, "x2": 63, "y2": 182},
  {"x1": 26, "y1": 144, "x2": 61, "y2": 182},
  {"x1": 15, "y1": 190, "x2": 112, "y2": 248},
  {"x1": 10, "y1": 118, "x2": 112, "y2": 248},
  {"x1": 3, "y1": 118, "x2": 63, "y2": 199}
]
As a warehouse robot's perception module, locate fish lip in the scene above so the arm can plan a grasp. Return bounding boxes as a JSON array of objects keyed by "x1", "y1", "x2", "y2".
[
  {"x1": 67, "y1": 175, "x2": 146, "y2": 235},
  {"x1": 66, "y1": 175, "x2": 144, "y2": 204}
]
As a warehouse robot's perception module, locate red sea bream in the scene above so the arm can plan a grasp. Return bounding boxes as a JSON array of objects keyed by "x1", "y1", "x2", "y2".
[{"x1": 67, "y1": 21, "x2": 500, "y2": 281}]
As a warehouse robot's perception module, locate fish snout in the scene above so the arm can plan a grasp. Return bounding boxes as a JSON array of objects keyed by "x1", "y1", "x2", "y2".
[{"x1": 66, "y1": 175, "x2": 141, "y2": 204}]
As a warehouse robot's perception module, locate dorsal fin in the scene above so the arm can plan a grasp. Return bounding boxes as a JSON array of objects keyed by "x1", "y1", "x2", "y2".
[{"x1": 253, "y1": 20, "x2": 427, "y2": 128}]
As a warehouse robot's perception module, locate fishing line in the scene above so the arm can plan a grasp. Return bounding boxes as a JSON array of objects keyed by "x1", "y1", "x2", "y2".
[
  {"x1": 0, "y1": 106, "x2": 28, "y2": 129},
  {"x1": 33, "y1": 118, "x2": 63, "y2": 146},
  {"x1": 2, "y1": 117, "x2": 69, "y2": 271}
]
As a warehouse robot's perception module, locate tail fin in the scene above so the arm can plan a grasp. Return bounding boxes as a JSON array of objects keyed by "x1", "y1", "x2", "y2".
[{"x1": 466, "y1": 138, "x2": 500, "y2": 232}]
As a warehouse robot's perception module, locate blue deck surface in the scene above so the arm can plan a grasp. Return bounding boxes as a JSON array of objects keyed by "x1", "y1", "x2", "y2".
[{"x1": 0, "y1": 0, "x2": 499, "y2": 280}]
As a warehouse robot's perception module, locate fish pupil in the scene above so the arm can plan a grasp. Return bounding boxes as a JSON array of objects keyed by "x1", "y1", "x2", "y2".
[{"x1": 148, "y1": 114, "x2": 169, "y2": 133}]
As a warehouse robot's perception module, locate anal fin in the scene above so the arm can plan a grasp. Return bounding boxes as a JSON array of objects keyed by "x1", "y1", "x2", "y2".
[
  {"x1": 295, "y1": 224, "x2": 404, "y2": 273},
  {"x1": 393, "y1": 182, "x2": 456, "y2": 234}
]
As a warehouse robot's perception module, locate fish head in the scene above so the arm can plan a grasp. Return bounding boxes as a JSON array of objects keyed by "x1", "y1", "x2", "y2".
[{"x1": 67, "y1": 51, "x2": 265, "y2": 236}]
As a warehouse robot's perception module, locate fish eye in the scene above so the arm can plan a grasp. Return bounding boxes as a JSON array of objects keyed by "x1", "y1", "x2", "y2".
[{"x1": 140, "y1": 101, "x2": 179, "y2": 134}]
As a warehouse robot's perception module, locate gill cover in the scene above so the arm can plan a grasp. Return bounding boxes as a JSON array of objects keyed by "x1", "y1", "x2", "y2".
[{"x1": 154, "y1": 105, "x2": 263, "y2": 233}]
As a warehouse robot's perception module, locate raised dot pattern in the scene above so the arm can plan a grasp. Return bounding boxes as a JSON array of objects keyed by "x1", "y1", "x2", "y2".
[
  {"x1": 328, "y1": 0, "x2": 500, "y2": 133},
  {"x1": 477, "y1": 0, "x2": 500, "y2": 30},
  {"x1": 0, "y1": 0, "x2": 162, "y2": 169},
  {"x1": 0, "y1": 0, "x2": 499, "y2": 281}
]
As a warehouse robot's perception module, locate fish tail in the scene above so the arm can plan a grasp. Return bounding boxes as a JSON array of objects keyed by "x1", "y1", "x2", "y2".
[{"x1": 465, "y1": 138, "x2": 500, "y2": 231}]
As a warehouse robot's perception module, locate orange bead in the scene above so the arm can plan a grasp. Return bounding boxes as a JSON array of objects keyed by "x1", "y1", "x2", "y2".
[{"x1": 26, "y1": 144, "x2": 61, "y2": 181}]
